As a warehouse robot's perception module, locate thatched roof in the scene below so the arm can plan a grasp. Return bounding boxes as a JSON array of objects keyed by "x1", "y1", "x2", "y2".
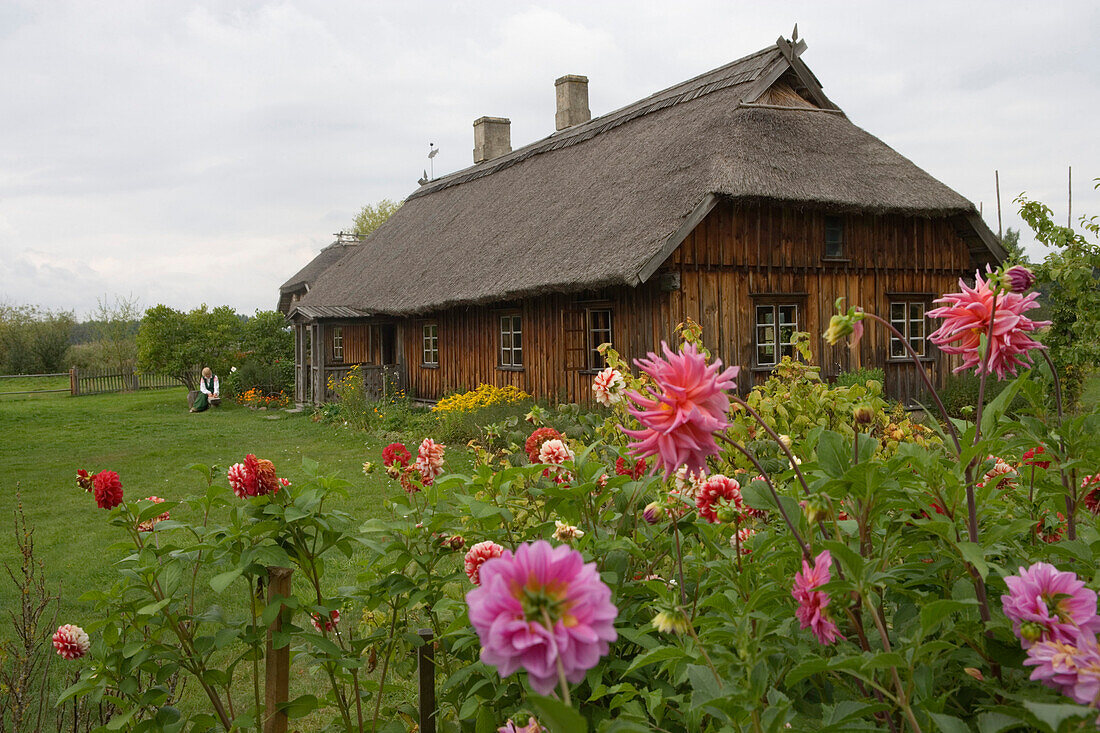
[
  {"x1": 277, "y1": 238, "x2": 360, "y2": 314},
  {"x1": 294, "y1": 39, "x2": 1002, "y2": 318}
]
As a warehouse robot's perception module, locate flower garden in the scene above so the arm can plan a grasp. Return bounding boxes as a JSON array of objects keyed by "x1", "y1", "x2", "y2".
[{"x1": 38, "y1": 264, "x2": 1100, "y2": 731}]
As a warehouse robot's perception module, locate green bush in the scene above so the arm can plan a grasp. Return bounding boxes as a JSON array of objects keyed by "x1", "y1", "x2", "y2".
[
  {"x1": 224, "y1": 355, "x2": 292, "y2": 399},
  {"x1": 941, "y1": 371, "x2": 1021, "y2": 418},
  {"x1": 834, "y1": 367, "x2": 885, "y2": 389}
]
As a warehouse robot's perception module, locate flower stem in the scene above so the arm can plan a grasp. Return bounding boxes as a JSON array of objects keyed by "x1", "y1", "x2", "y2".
[
  {"x1": 862, "y1": 313, "x2": 961, "y2": 454},
  {"x1": 1040, "y1": 349, "x2": 1077, "y2": 540},
  {"x1": 672, "y1": 521, "x2": 687, "y2": 606},
  {"x1": 731, "y1": 397, "x2": 811, "y2": 497},
  {"x1": 716, "y1": 433, "x2": 812, "y2": 560}
]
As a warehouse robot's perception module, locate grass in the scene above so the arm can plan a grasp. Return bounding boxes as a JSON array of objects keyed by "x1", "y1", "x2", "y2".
[
  {"x1": 0, "y1": 373, "x2": 70, "y2": 398},
  {"x1": 0, "y1": 387, "x2": 472, "y2": 725}
]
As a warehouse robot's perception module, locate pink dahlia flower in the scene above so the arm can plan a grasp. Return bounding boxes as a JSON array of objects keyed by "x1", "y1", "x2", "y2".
[
  {"x1": 92, "y1": 470, "x2": 123, "y2": 510},
  {"x1": 136, "y1": 496, "x2": 170, "y2": 532},
  {"x1": 499, "y1": 718, "x2": 543, "y2": 733},
  {"x1": 53, "y1": 624, "x2": 90, "y2": 660},
  {"x1": 415, "y1": 438, "x2": 446, "y2": 485},
  {"x1": 524, "y1": 427, "x2": 562, "y2": 463},
  {"x1": 464, "y1": 540, "x2": 505, "y2": 585},
  {"x1": 791, "y1": 550, "x2": 844, "y2": 645},
  {"x1": 310, "y1": 609, "x2": 340, "y2": 632},
  {"x1": 592, "y1": 367, "x2": 625, "y2": 407},
  {"x1": 695, "y1": 475, "x2": 742, "y2": 524},
  {"x1": 1024, "y1": 628, "x2": 1100, "y2": 705},
  {"x1": 466, "y1": 541, "x2": 617, "y2": 695},
  {"x1": 928, "y1": 270, "x2": 1050, "y2": 380},
  {"x1": 227, "y1": 462, "x2": 249, "y2": 498},
  {"x1": 622, "y1": 342, "x2": 738, "y2": 478},
  {"x1": 1002, "y1": 563, "x2": 1100, "y2": 647},
  {"x1": 537, "y1": 438, "x2": 574, "y2": 466}
]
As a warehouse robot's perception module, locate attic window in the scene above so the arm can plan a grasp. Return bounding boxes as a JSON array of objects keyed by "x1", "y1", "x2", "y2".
[{"x1": 824, "y1": 216, "x2": 845, "y2": 259}]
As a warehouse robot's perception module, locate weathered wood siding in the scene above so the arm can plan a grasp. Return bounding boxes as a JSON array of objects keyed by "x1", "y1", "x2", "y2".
[{"x1": 315, "y1": 202, "x2": 973, "y2": 405}]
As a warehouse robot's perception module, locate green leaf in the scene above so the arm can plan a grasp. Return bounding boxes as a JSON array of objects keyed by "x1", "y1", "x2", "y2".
[
  {"x1": 209, "y1": 566, "x2": 244, "y2": 594},
  {"x1": 919, "y1": 599, "x2": 977, "y2": 636},
  {"x1": 686, "y1": 663, "x2": 724, "y2": 707},
  {"x1": 927, "y1": 711, "x2": 971, "y2": 733},
  {"x1": 1022, "y1": 701, "x2": 1093, "y2": 731},
  {"x1": 817, "y1": 431, "x2": 849, "y2": 478},
  {"x1": 527, "y1": 694, "x2": 588, "y2": 733},
  {"x1": 956, "y1": 542, "x2": 989, "y2": 579},
  {"x1": 279, "y1": 694, "x2": 320, "y2": 719},
  {"x1": 624, "y1": 646, "x2": 684, "y2": 674}
]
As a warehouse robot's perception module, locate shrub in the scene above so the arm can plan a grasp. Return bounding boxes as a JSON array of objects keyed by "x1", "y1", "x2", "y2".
[
  {"x1": 941, "y1": 371, "x2": 1019, "y2": 419},
  {"x1": 833, "y1": 366, "x2": 884, "y2": 389},
  {"x1": 433, "y1": 383, "x2": 531, "y2": 414}
]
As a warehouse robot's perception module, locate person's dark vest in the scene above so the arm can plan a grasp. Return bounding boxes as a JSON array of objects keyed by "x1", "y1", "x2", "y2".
[{"x1": 203, "y1": 376, "x2": 215, "y2": 393}]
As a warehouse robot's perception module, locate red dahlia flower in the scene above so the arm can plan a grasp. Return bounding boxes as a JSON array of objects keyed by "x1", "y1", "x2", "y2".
[
  {"x1": 524, "y1": 427, "x2": 562, "y2": 463},
  {"x1": 615, "y1": 457, "x2": 647, "y2": 480},
  {"x1": 382, "y1": 442, "x2": 411, "y2": 468},
  {"x1": 695, "y1": 475, "x2": 742, "y2": 524},
  {"x1": 53, "y1": 624, "x2": 90, "y2": 659},
  {"x1": 92, "y1": 471, "x2": 123, "y2": 509},
  {"x1": 1022, "y1": 446, "x2": 1051, "y2": 469}
]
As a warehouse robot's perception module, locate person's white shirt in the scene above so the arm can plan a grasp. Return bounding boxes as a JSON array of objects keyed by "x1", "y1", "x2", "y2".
[{"x1": 200, "y1": 376, "x2": 220, "y2": 395}]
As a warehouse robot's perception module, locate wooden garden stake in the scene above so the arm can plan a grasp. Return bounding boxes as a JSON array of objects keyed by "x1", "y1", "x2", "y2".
[
  {"x1": 417, "y1": 628, "x2": 437, "y2": 733},
  {"x1": 264, "y1": 567, "x2": 294, "y2": 733}
]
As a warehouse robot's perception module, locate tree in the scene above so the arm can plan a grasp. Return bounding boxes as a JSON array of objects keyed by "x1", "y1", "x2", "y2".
[
  {"x1": 1000, "y1": 227, "x2": 1026, "y2": 263},
  {"x1": 1016, "y1": 178, "x2": 1100, "y2": 407},
  {"x1": 351, "y1": 199, "x2": 401, "y2": 238},
  {"x1": 0, "y1": 304, "x2": 74, "y2": 374},
  {"x1": 136, "y1": 304, "x2": 243, "y2": 390},
  {"x1": 83, "y1": 294, "x2": 142, "y2": 371}
]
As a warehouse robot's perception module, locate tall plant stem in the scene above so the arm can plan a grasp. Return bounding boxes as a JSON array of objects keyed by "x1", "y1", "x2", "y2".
[
  {"x1": 370, "y1": 603, "x2": 400, "y2": 733},
  {"x1": 862, "y1": 313, "x2": 961, "y2": 454},
  {"x1": 731, "y1": 397, "x2": 812, "y2": 497},
  {"x1": 1041, "y1": 349, "x2": 1077, "y2": 540},
  {"x1": 866, "y1": 599, "x2": 922, "y2": 733},
  {"x1": 716, "y1": 434, "x2": 812, "y2": 559},
  {"x1": 672, "y1": 521, "x2": 687, "y2": 606}
]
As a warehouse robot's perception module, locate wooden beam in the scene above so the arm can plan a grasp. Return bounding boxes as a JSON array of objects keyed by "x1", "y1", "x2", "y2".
[{"x1": 634, "y1": 193, "x2": 720, "y2": 285}]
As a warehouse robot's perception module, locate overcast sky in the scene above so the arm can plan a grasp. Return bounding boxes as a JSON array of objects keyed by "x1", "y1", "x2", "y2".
[{"x1": 1, "y1": 0, "x2": 1097, "y2": 318}]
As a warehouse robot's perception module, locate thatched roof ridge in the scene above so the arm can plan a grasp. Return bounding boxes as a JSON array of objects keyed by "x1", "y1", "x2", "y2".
[
  {"x1": 294, "y1": 40, "x2": 1001, "y2": 318},
  {"x1": 277, "y1": 239, "x2": 359, "y2": 313}
]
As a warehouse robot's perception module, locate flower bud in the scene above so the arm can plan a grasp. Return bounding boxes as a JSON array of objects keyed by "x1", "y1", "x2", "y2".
[
  {"x1": 642, "y1": 501, "x2": 665, "y2": 525},
  {"x1": 963, "y1": 667, "x2": 984, "y2": 682},
  {"x1": 1019, "y1": 621, "x2": 1045, "y2": 643},
  {"x1": 652, "y1": 609, "x2": 690, "y2": 635},
  {"x1": 715, "y1": 504, "x2": 739, "y2": 523},
  {"x1": 1003, "y1": 264, "x2": 1036, "y2": 293},
  {"x1": 853, "y1": 405, "x2": 874, "y2": 425},
  {"x1": 803, "y1": 497, "x2": 829, "y2": 524},
  {"x1": 362, "y1": 461, "x2": 374, "y2": 475}
]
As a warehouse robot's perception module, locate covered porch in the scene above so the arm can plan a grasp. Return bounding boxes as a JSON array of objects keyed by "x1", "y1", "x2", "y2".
[{"x1": 286, "y1": 305, "x2": 407, "y2": 406}]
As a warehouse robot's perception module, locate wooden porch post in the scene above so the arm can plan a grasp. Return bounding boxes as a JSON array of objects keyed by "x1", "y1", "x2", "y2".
[
  {"x1": 312, "y1": 323, "x2": 326, "y2": 406},
  {"x1": 293, "y1": 324, "x2": 306, "y2": 406}
]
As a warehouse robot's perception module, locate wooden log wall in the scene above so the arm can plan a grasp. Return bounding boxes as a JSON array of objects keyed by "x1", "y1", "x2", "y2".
[{"x1": 313, "y1": 202, "x2": 975, "y2": 406}]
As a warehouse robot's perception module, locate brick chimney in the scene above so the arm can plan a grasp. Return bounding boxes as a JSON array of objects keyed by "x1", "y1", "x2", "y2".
[
  {"x1": 555, "y1": 75, "x2": 590, "y2": 130},
  {"x1": 472, "y1": 116, "x2": 511, "y2": 163}
]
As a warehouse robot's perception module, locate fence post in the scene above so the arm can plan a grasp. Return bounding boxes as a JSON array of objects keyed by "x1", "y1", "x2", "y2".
[
  {"x1": 417, "y1": 628, "x2": 437, "y2": 733},
  {"x1": 264, "y1": 567, "x2": 294, "y2": 733}
]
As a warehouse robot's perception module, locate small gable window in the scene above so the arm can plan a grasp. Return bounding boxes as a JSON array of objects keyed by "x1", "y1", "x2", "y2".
[
  {"x1": 422, "y1": 323, "x2": 439, "y2": 366},
  {"x1": 824, "y1": 215, "x2": 845, "y2": 259},
  {"x1": 332, "y1": 327, "x2": 344, "y2": 362},
  {"x1": 755, "y1": 304, "x2": 798, "y2": 366},
  {"x1": 587, "y1": 309, "x2": 612, "y2": 370},
  {"x1": 890, "y1": 301, "x2": 927, "y2": 358},
  {"x1": 500, "y1": 314, "x2": 522, "y2": 368}
]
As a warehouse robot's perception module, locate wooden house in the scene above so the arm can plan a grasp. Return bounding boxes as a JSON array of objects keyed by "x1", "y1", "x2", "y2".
[{"x1": 280, "y1": 36, "x2": 1004, "y2": 407}]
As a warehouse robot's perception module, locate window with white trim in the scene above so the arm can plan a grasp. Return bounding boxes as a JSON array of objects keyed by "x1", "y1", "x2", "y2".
[
  {"x1": 422, "y1": 323, "x2": 439, "y2": 366},
  {"x1": 500, "y1": 314, "x2": 522, "y2": 367},
  {"x1": 890, "y1": 301, "x2": 926, "y2": 358},
  {"x1": 587, "y1": 309, "x2": 612, "y2": 370},
  {"x1": 755, "y1": 304, "x2": 798, "y2": 366},
  {"x1": 332, "y1": 327, "x2": 344, "y2": 362}
]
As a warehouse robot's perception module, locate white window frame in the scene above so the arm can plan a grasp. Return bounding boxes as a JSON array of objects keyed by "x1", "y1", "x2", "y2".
[
  {"x1": 755, "y1": 303, "x2": 799, "y2": 367},
  {"x1": 586, "y1": 308, "x2": 613, "y2": 371},
  {"x1": 499, "y1": 314, "x2": 523, "y2": 367},
  {"x1": 332, "y1": 326, "x2": 344, "y2": 362},
  {"x1": 422, "y1": 323, "x2": 439, "y2": 366},
  {"x1": 890, "y1": 301, "x2": 927, "y2": 358}
]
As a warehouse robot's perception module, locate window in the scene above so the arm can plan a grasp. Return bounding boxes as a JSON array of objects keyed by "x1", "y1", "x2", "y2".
[
  {"x1": 332, "y1": 327, "x2": 344, "y2": 362},
  {"x1": 587, "y1": 309, "x2": 612, "y2": 370},
  {"x1": 422, "y1": 323, "x2": 439, "y2": 366},
  {"x1": 890, "y1": 301, "x2": 927, "y2": 358},
  {"x1": 824, "y1": 215, "x2": 844, "y2": 259},
  {"x1": 500, "y1": 314, "x2": 522, "y2": 367},
  {"x1": 755, "y1": 304, "x2": 798, "y2": 366}
]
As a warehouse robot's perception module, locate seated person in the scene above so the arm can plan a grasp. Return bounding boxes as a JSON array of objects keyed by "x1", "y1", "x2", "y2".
[{"x1": 190, "y1": 367, "x2": 221, "y2": 412}]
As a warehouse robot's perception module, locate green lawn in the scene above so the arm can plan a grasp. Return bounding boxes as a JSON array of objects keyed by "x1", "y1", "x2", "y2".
[{"x1": 0, "y1": 387, "x2": 467, "y2": 724}]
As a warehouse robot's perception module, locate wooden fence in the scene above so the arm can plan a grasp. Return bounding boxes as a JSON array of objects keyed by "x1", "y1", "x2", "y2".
[{"x1": 70, "y1": 367, "x2": 181, "y2": 396}]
